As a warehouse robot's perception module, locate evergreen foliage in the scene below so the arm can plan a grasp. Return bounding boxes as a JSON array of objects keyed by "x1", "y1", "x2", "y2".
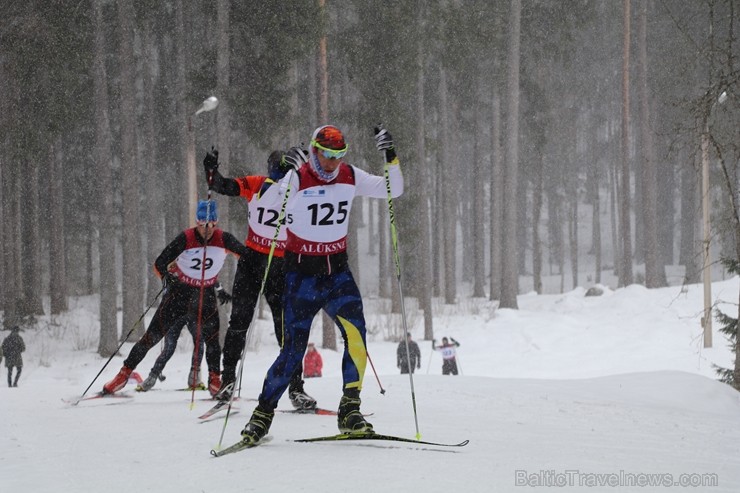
[{"x1": 714, "y1": 257, "x2": 739, "y2": 386}]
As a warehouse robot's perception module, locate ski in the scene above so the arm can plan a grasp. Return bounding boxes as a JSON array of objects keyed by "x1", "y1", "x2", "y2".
[
  {"x1": 198, "y1": 400, "x2": 235, "y2": 420},
  {"x1": 134, "y1": 386, "x2": 209, "y2": 392},
  {"x1": 277, "y1": 408, "x2": 373, "y2": 417},
  {"x1": 278, "y1": 407, "x2": 338, "y2": 416},
  {"x1": 210, "y1": 436, "x2": 272, "y2": 457},
  {"x1": 63, "y1": 391, "x2": 133, "y2": 406},
  {"x1": 295, "y1": 433, "x2": 469, "y2": 448},
  {"x1": 199, "y1": 409, "x2": 239, "y2": 423}
]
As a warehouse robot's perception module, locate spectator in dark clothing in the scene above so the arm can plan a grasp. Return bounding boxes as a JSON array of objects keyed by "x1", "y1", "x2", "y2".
[
  {"x1": 397, "y1": 332, "x2": 421, "y2": 374},
  {"x1": 2, "y1": 326, "x2": 26, "y2": 387}
]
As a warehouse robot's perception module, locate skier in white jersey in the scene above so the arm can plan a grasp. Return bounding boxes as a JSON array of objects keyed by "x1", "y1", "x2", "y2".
[
  {"x1": 102, "y1": 200, "x2": 251, "y2": 397},
  {"x1": 433, "y1": 337, "x2": 461, "y2": 375},
  {"x1": 239, "y1": 124, "x2": 403, "y2": 444}
]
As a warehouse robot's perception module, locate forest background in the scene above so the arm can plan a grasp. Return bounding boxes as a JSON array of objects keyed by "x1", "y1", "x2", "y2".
[{"x1": 0, "y1": 1, "x2": 737, "y2": 375}]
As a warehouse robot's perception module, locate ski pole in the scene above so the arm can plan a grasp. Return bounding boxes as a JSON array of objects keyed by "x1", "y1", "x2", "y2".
[
  {"x1": 365, "y1": 350, "x2": 386, "y2": 394},
  {"x1": 216, "y1": 167, "x2": 295, "y2": 450},
  {"x1": 187, "y1": 98, "x2": 219, "y2": 404},
  {"x1": 74, "y1": 286, "x2": 164, "y2": 404},
  {"x1": 190, "y1": 170, "x2": 214, "y2": 409},
  {"x1": 376, "y1": 124, "x2": 422, "y2": 440},
  {"x1": 426, "y1": 346, "x2": 433, "y2": 374}
]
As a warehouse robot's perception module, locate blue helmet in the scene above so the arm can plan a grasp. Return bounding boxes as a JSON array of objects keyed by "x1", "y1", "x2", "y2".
[{"x1": 196, "y1": 199, "x2": 218, "y2": 223}]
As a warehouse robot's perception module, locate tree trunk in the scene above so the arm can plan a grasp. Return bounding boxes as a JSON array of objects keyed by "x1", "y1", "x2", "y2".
[
  {"x1": 23, "y1": 158, "x2": 44, "y2": 316},
  {"x1": 532, "y1": 155, "x2": 544, "y2": 294},
  {"x1": 118, "y1": 0, "x2": 143, "y2": 341},
  {"x1": 216, "y1": 0, "x2": 232, "y2": 343},
  {"x1": 588, "y1": 136, "x2": 602, "y2": 284},
  {"x1": 490, "y1": 94, "x2": 503, "y2": 301},
  {"x1": 610, "y1": 150, "x2": 621, "y2": 278},
  {"x1": 4, "y1": 164, "x2": 21, "y2": 324},
  {"x1": 679, "y1": 151, "x2": 699, "y2": 283},
  {"x1": 500, "y1": 0, "x2": 521, "y2": 309},
  {"x1": 174, "y1": 0, "x2": 189, "y2": 230},
  {"x1": 569, "y1": 194, "x2": 579, "y2": 289},
  {"x1": 434, "y1": 141, "x2": 444, "y2": 297},
  {"x1": 619, "y1": 0, "x2": 634, "y2": 287},
  {"x1": 0, "y1": 163, "x2": 4, "y2": 313},
  {"x1": 49, "y1": 138, "x2": 68, "y2": 315},
  {"x1": 472, "y1": 80, "x2": 486, "y2": 298},
  {"x1": 93, "y1": 0, "x2": 119, "y2": 355},
  {"x1": 440, "y1": 70, "x2": 457, "y2": 304},
  {"x1": 416, "y1": 9, "x2": 433, "y2": 338},
  {"x1": 638, "y1": 0, "x2": 663, "y2": 288},
  {"x1": 142, "y1": 17, "x2": 165, "y2": 303}
]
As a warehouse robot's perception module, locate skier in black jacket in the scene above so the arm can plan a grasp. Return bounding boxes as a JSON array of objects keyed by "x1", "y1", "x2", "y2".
[{"x1": 102, "y1": 200, "x2": 250, "y2": 397}]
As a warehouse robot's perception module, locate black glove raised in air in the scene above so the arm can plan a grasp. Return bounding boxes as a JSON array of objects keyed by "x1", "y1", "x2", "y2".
[{"x1": 373, "y1": 125, "x2": 397, "y2": 163}]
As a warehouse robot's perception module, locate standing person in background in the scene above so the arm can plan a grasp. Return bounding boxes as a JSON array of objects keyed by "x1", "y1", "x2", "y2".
[
  {"x1": 397, "y1": 332, "x2": 421, "y2": 374},
  {"x1": 238, "y1": 124, "x2": 403, "y2": 445},
  {"x1": 2, "y1": 326, "x2": 25, "y2": 387},
  {"x1": 433, "y1": 337, "x2": 461, "y2": 375},
  {"x1": 203, "y1": 150, "x2": 317, "y2": 410},
  {"x1": 303, "y1": 342, "x2": 323, "y2": 378},
  {"x1": 102, "y1": 200, "x2": 250, "y2": 397}
]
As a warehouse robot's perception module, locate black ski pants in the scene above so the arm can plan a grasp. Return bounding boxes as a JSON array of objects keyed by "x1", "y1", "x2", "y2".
[{"x1": 124, "y1": 282, "x2": 221, "y2": 375}]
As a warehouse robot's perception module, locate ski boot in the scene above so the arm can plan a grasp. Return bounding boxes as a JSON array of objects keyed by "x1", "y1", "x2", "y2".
[
  {"x1": 289, "y1": 380, "x2": 317, "y2": 410},
  {"x1": 207, "y1": 371, "x2": 221, "y2": 398},
  {"x1": 241, "y1": 405, "x2": 275, "y2": 445},
  {"x1": 187, "y1": 367, "x2": 205, "y2": 390},
  {"x1": 137, "y1": 371, "x2": 159, "y2": 392},
  {"x1": 102, "y1": 366, "x2": 133, "y2": 395},
  {"x1": 338, "y1": 389, "x2": 373, "y2": 434}
]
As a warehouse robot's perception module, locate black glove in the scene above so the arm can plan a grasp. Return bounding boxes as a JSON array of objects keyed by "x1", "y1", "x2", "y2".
[
  {"x1": 281, "y1": 146, "x2": 308, "y2": 171},
  {"x1": 374, "y1": 125, "x2": 397, "y2": 163},
  {"x1": 203, "y1": 148, "x2": 219, "y2": 175},
  {"x1": 215, "y1": 284, "x2": 232, "y2": 305},
  {"x1": 162, "y1": 272, "x2": 179, "y2": 292}
]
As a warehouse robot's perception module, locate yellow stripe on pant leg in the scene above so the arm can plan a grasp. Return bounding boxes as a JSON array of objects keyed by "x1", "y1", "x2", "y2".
[{"x1": 337, "y1": 315, "x2": 366, "y2": 390}]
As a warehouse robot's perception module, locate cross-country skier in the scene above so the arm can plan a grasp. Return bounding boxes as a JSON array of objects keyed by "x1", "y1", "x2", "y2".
[
  {"x1": 102, "y1": 200, "x2": 250, "y2": 397},
  {"x1": 238, "y1": 124, "x2": 403, "y2": 444},
  {"x1": 433, "y1": 337, "x2": 461, "y2": 375},
  {"x1": 202, "y1": 150, "x2": 317, "y2": 409}
]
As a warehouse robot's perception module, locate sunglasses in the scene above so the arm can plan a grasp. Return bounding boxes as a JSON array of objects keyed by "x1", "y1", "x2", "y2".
[
  {"x1": 196, "y1": 221, "x2": 217, "y2": 228},
  {"x1": 311, "y1": 139, "x2": 348, "y2": 159}
]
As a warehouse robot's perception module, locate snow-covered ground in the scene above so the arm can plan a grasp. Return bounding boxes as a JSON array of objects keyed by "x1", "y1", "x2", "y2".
[{"x1": 2, "y1": 277, "x2": 740, "y2": 492}]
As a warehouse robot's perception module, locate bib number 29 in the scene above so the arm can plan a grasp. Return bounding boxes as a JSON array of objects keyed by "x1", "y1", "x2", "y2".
[{"x1": 190, "y1": 257, "x2": 213, "y2": 271}]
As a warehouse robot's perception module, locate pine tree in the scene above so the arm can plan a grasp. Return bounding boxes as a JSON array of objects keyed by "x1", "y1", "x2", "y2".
[{"x1": 714, "y1": 258, "x2": 739, "y2": 387}]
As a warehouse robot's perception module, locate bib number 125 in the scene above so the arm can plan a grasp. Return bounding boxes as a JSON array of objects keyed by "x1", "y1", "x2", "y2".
[{"x1": 308, "y1": 201, "x2": 348, "y2": 226}]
